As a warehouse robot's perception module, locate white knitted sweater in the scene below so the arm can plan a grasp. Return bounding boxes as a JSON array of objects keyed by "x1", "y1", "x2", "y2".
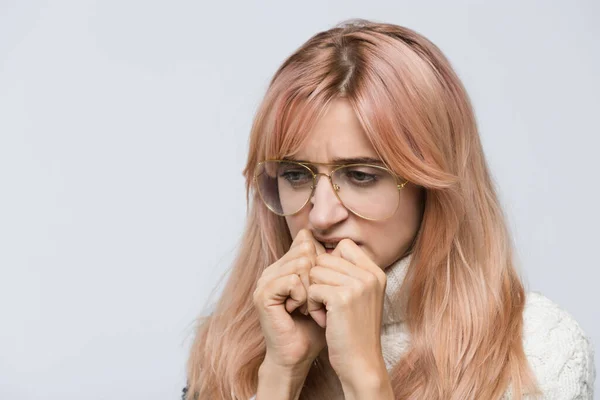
[
  {"x1": 248, "y1": 256, "x2": 595, "y2": 399},
  {"x1": 380, "y1": 255, "x2": 595, "y2": 399}
]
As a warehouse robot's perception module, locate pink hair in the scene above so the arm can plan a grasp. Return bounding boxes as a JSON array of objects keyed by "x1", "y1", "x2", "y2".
[{"x1": 185, "y1": 19, "x2": 540, "y2": 399}]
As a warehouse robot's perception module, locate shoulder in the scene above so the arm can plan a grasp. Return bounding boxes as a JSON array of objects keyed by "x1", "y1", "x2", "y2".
[{"x1": 521, "y1": 291, "x2": 596, "y2": 399}]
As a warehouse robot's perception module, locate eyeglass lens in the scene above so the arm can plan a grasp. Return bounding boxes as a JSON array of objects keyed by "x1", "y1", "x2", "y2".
[{"x1": 255, "y1": 161, "x2": 400, "y2": 220}]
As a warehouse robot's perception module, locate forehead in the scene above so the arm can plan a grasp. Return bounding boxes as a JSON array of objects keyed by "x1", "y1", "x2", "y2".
[{"x1": 293, "y1": 98, "x2": 379, "y2": 163}]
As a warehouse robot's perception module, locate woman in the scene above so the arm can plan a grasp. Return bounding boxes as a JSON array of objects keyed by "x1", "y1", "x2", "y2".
[{"x1": 183, "y1": 20, "x2": 594, "y2": 399}]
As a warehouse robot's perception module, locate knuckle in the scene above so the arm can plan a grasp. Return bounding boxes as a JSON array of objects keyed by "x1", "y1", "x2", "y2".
[
  {"x1": 299, "y1": 241, "x2": 314, "y2": 255},
  {"x1": 296, "y1": 256, "x2": 312, "y2": 270},
  {"x1": 338, "y1": 290, "x2": 352, "y2": 306},
  {"x1": 288, "y1": 273, "x2": 300, "y2": 286},
  {"x1": 364, "y1": 272, "x2": 379, "y2": 287},
  {"x1": 351, "y1": 280, "x2": 366, "y2": 295}
]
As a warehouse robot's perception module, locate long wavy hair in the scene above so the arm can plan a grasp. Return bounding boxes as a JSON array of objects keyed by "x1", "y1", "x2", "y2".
[{"x1": 185, "y1": 19, "x2": 540, "y2": 399}]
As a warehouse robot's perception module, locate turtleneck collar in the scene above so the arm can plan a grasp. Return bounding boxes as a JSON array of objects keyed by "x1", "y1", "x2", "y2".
[{"x1": 382, "y1": 253, "x2": 412, "y2": 327}]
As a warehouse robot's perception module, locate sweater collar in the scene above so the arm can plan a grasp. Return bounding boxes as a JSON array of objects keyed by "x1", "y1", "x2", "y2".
[{"x1": 382, "y1": 253, "x2": 412, "y2": 326}]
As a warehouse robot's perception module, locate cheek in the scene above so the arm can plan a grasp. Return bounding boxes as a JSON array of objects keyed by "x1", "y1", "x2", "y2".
[
  {"x1": 284, "y1": 214, "x2": 308, "y2": 239},
  {"x1": 364, "y1": 226, "x2": 407, "y2": 268},
  {"x1": 366, "y1": 190, "x2": 423, "y2": 268}
]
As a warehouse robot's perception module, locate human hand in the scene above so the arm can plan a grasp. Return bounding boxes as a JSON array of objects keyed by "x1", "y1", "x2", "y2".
[
  {"x1": 253, "y1": 229, "x2": 327, "y2": 371},
  {"x1": 307, "y1": 239, "x2": 389, "y2": 388}
]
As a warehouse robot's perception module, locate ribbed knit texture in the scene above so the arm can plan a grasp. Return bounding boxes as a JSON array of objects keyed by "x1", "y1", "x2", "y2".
[
  {"x1": 380, "y1": 255, "x2": 596, "y2": 399},
  {"x1": 202, "y1": 255, "x2": 595, "y2": 400}
]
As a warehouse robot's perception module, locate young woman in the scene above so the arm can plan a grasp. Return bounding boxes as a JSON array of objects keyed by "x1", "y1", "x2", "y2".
[{"x1": 183, "y1": 20, "x2": 595, "y2": 399}]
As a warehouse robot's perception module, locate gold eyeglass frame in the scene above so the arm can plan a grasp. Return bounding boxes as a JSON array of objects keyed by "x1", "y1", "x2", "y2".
[{"x1": 253, "y1": 159, "x2": 409, "y2": 221}]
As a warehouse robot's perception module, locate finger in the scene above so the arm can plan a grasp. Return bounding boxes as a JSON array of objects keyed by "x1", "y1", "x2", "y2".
[
  {"x1": 290, "y1": 228, "x2": 314, "y2": 248},
  {"x1": 309, "y1": 266, "x2": 357, "y2": 286},
  {"x1": 331, "y1": 238, "x2": 366, "y2": 265},
  {"x1": 260, "y1": 254, "x2": 313, "y2": 315},
  {"x1": 259, "y1": 274, "x2": 307, "y2": 314},
  {"x1": 280, "y1": 257, "x2": 312, "y2": 316},
  {"x1": 307, "y1": 284, "x2": 336, "y2": 328},
  {"x1": 262, "y1": 249, "x2": 314, "y2": 281},
  {"x1": 309, "y1": 307, "x2": 327, "y2": 328},
  {"x1": 331, "y1": 239, "x2": 382, "y2": 276},
  {"x1": 311, "y1": 236, "x2": 326, "y2": 256},
  {"x1": 287, "y1": 230, "x2": 324, "y2": 313},
  {"x1": 271, "y1": 240, "x2": 317, "y2": 270},
  {"x1": 284, "y1": 278, "x2": 308, "y2": 314},
  {"x1": 306, "y1": 266, "x2": 348, "y2": 322},
  {"x1": 315, "y1": 253, "x2": 371, "y2": 281},
  {"x1": 274, "y1": 229, "x2": 323, "y2": 315},
  {"x1": 259, "y1": 245, "x2": 303, "y2": 277},
  {"x1": 261, "y1": 242, "x2": 316, "y2": 289},
  {"x1": 291, "y1": 229, "x2": 326, "y2": 255},
  {"x1": 296, "y1": 233, "x2": 326, "y2": 313}
]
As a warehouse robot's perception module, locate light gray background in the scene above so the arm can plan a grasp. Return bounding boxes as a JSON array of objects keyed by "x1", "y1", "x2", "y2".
[{"x1": 1, "y1": 1, "x2": 598, "y2": 398}]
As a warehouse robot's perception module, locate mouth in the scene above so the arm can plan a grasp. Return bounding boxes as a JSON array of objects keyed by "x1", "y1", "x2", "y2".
[
  {"x1": 321, "y1": 241, "x2": 338, "y2": 250},
  {"x1": 316, "y1": 238, "x2": 361, "y2": 253},
  {"x1": 323, "y1": 243, "x2": 337, "y2": 253}
]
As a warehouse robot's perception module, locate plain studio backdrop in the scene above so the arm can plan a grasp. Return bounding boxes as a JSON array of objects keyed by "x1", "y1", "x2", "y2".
[{"x1": 1, "y1": 1, "x2": 598, "y2": 398}]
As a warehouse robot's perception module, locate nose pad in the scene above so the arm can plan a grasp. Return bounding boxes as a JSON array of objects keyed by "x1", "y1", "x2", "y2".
[
  {"x1": 308, "y1": 172, "x2": 349, "y2": 231},
  {"x1": 310, "y1": 174, "x2": 339, "y2": 205},
  {"x1": 310, "y1": 174, "x2": 347, "y2": 219},
  {"x1": 308, "y1": 174, "x2": 348, "y2": 230}
]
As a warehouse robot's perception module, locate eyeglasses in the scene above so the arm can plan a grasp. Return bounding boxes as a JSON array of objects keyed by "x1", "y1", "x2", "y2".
[{"x1": 253, "y1": 159, "x2": 408, "y2": 221}]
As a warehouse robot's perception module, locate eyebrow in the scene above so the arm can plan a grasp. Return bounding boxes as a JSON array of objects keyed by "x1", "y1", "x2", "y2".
[{"x1": 284, "y1": 157, "x2": 385, "y2": 166}]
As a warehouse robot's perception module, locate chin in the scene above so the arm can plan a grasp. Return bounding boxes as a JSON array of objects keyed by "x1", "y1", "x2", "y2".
[{"x1": 358, "y1": 245, "x2": 379, "y2": 266}]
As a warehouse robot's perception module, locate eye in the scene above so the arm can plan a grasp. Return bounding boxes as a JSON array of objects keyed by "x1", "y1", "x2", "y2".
[
  {"x1": 344, "y1": 169, "x2": 378, "y2": 185},
  {"x1": 348, "y1": 170, "x2": 374, "y2": 181},
  {"x1": 279, "y1": 169, "x2": 312, "y2": 186}
]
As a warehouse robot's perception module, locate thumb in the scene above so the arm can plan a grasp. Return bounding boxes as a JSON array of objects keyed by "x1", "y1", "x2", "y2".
[{"x1": 309, "y1": 308, "x2": 327, "y2": 328}]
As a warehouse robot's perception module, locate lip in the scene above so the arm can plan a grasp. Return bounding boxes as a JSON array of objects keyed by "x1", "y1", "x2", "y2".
[{"x1": 313, "y1": 236, "x2": 361, "y2": 248}]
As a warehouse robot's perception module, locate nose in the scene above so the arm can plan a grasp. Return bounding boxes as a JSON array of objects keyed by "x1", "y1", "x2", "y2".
[{"x1": 308, "y1": 173, "x2": 349, "y2": 231}]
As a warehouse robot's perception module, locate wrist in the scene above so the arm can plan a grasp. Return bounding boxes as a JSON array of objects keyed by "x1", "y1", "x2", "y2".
[
  {"x1": 340, "y1": 362, "x2": 393, "y2": 400},
  {"x1": 260, "y1": 354, "x2": 313, "y2": 377},
  {"x1": 257, "y1": 358, "x2": 312, "y2": 400}
]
